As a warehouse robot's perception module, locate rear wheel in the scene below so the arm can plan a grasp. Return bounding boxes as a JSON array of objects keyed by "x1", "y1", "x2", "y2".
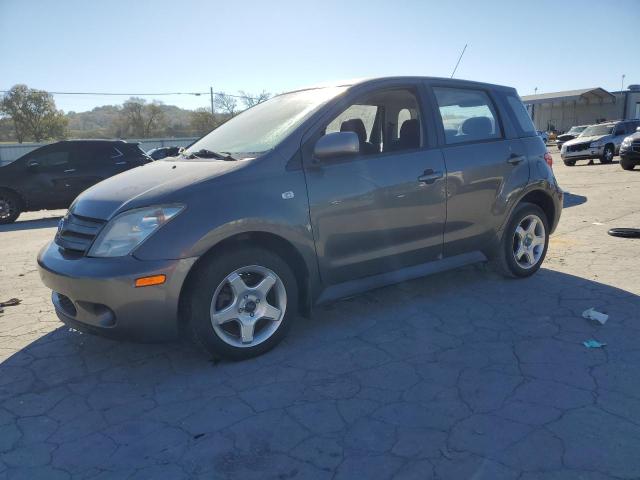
[
  {"x1": 0, "y1": 190, "x2": 22, "y2": 225},
  {"x1": 600, "y1": 145, "x2": 614, "y2": 164},
  {"x1": 185, "y1": 247, "x2": 298, "y2": 360},
  {"x1": 492, "y1": 203, "x2": 549, "y2": 278},
  {"x1": 620, "y1": 157, "x2": 636, "y2": 171}
]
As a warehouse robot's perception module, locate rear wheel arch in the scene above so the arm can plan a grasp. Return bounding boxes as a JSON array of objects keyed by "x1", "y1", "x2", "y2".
[
  {"x1": 178, "y1": 231, "x2": 311, "y2": 332},
  {"x1": 518, "y1": 190, "x2": 555, "y2": 228},
  {"x1": 0, "y1": 187, "x2": 26, "y2": 208}
]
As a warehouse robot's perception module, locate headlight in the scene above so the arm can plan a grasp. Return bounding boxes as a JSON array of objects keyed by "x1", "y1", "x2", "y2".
[
  {"x1": 88, "y1": 205, "x2": 184, "y2": 257},
  {"x1": 622, "y1": 137, "x2": 632, "y2": 147}
]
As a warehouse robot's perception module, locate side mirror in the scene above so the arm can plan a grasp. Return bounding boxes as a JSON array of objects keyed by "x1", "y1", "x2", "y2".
[
  {"x1": 313, "y1": 132, "x2": 359, "y2": 162},
  {"x1": 27, "y1": 161, "x2": 40, "y2": 172}
]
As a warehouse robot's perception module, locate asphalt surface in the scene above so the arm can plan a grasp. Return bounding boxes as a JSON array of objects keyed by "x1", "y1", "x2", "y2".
[{"x1": 1, "y1": 150, "x2": 640, "y2": 479}]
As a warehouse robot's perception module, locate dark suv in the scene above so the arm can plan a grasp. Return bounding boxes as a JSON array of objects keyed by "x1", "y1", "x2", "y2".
[
  {"x1": 38, "y1": 77, "x2": 562, "y2": 360},
  {"x1": 0, "y1": 140, "x2": 151, "y2": 224}
]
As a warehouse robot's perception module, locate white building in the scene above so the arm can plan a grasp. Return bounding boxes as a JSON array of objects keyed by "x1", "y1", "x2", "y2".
[{"x1": 522, "y1": 84, "x2": 640, "y2": 132}]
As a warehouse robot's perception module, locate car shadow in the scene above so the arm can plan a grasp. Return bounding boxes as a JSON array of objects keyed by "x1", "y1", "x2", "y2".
[
  {"x1": 0, "y1": 216, "x2": 62, "y2": 233},
  {"x1": 1, "y1": 266, "x2": 638, "y2": 476},
  {"x1": 563, "y1": 192, "x2": 587, "y2": 208}
]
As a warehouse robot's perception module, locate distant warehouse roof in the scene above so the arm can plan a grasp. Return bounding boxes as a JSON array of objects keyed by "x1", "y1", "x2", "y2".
[{"x1": 521, "y1": 87, "x2": 616, "y2": 105}]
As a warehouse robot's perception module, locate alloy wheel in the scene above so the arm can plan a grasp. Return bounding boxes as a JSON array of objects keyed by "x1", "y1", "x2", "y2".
[
  {"x1": 0, "y1": 197, "x2": 14, "y2": 221},
  {"x1": 209, "y1": 265, "x2": 287, "y2": 348},
  {"x1": 513, "y1": 214, "x2": 546, "y2": 269}
]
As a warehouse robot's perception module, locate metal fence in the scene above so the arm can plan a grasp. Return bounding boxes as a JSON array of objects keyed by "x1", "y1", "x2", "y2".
[{"x1": 0, "y1": 137, "x2": 200, "y2": 166}]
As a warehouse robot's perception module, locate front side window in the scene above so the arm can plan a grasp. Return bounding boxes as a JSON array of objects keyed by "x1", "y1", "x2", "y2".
[
  {"x1": 324, "y1": 88, "x2": 423, "y2": 155},
  {"x1": 186, "y1": 86, "x2": 347, "y2": 158},
  {"x1": 433, "y1": 87, "x2": 502, "y2": 144},
  {"x1": 28, "y1": 149, "x2": 70, "y2": 170}
]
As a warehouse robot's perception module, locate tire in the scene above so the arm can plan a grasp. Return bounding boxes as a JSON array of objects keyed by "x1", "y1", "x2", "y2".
[
  {"x1": 620, "y1": 158, "x2": 636, "y2": 171},
  {"x1": 492, "y1": 203, "x2": 549, "y2": 278},
  {"x1": 0, "y1": 190, "x2": 23, "y2": 225},
  {"x1": 185, "y1": 246, "x2": 298, "y2": 361},
  {"x1": 563, "y1": 159, "x2": 576, "y2": 166},
  {"x1": 600, "y1": 145, "x2": 614, "y2": 164},
  {"x1": 608, "y1": 228, "x2": 640, "y2": 238},
  {"x1": 557, "y1": 145, "x2": 563, "y2": 151}
]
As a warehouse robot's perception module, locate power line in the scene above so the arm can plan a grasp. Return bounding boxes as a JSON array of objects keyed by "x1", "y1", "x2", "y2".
[{"x1": 0, "y1": 89, "x2": 260, "y2": 100}]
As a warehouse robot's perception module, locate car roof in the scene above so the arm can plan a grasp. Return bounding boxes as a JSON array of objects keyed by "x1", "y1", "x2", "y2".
[{"x1": 282, "y1": 76, "x2": 516, "y2": 96}]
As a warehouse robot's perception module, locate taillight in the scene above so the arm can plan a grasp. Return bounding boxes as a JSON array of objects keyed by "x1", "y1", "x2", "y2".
[{"x1": 544, "y1": 152, "x2": 553, "y2": 168}]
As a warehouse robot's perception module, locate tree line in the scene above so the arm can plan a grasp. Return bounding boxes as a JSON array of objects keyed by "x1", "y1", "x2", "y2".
[{"x1": 0, "y1": 85, "x2": 271, "y2": 143}]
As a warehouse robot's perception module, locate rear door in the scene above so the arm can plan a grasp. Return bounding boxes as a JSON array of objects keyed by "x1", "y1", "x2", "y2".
[{"x1": 425, "y1": 83, "x2": 529, "y2": 257}]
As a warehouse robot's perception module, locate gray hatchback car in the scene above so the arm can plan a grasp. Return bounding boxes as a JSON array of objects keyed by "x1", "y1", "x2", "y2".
[{"x1": 38, "y1": 77, "x2": 562, "y2": 360}]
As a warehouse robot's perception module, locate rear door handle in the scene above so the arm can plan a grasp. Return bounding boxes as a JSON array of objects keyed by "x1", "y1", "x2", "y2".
[
  {"x1": 115, "y1": 161, "x2": 127, "y2": 165},
  {"x1": 507, "y1": 154, "x2": 525, "y2": 165},
  {"x1": 418, "y1": 169, "x2": 444, "y2": 184},
  {"x1": 64, "y1": 168, "x2": 76, "y2": 173}
]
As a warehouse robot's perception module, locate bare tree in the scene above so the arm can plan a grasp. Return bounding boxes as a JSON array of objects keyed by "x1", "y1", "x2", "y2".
[
  {"x1": 214, "y1": 93, "x2": 238, "y2": 116},
  {"x1": 239, "y1": 90, "x2": 271, "y2": 109},
  {"x1": 116, "y1": 98, "x2": 167, "y2": 138}
]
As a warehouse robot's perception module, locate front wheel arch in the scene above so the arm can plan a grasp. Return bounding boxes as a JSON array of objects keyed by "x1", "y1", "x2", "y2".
[{"x1": 178, "y1": 231, "x2": 311, "y2": 334}]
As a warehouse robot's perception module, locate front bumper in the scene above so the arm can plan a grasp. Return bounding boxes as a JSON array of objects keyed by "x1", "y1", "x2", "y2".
[
  {"x1": 561, "y1": 145, "x2": 604, "y2": 161},
  {"x1": 37, "y1": 241, "x2": 197, "y2": 341},
  {"x1": 621, "y1": 147, "x2": 640, "y2": 161}
]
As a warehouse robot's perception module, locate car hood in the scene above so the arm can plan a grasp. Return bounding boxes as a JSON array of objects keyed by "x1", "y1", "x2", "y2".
[
  {"x1": 556, "y1": 133, "x2": 577, "y2": 141},
  {"x1": 71, "y1": 159, "x2": 245, "y2": 220},
  {"x1": 564, "y1": 135, "x2": 607, "y2": 146}
]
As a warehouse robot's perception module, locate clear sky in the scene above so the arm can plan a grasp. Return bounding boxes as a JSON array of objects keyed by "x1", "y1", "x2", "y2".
[{"x1": 1, "y1": 0, "x2": 639, "y2": 113}]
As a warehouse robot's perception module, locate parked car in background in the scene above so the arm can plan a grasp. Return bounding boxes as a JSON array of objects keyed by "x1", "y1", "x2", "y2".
[
  {"x1": 537, "y1": 130, "x2": 549, "y2": 144},
  {"x1": 560, "y1": 119, "x2": 640, "y2": 166},
  {"x1": 147, "y1": 146, "x2": 182, "y2": 160},
  {"x1": 0, "y1": 140, "x2": 152, "y2": 224},
  {"x1": 556, "y1": 125, "x2": 589, "y2": 150},
  {"x1": 38, "y1": 76, "x2": 562, "y2": 360},
  {"x1": 620, "y1": 126, "x2": 640, "y2": 170}
]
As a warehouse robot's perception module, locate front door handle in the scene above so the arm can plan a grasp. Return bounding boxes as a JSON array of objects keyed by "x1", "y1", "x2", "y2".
[
  {"x1": 64, "y1": 168, "x2": 76, "y2": 173},
  {"x1": 115, "y1": 161, "x2": 127, "y2": 165},
  {"x1": 507, "y1": 154, "x2": 525, "y2": 165},
  {"x1": 418, "y1": 169, "x2": 443, "y2": 184}
]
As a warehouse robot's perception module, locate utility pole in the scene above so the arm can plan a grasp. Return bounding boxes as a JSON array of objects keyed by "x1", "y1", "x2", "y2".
[
  {"x1": 621, "y1": 74, "x2": 626, "y2": 92},
  {"x1": 210, "y1": 86, "x2": 215, "y2": 115}
]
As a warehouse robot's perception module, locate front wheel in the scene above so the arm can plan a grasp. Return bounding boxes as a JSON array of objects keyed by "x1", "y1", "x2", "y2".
[
  {"x1": 563, "y1": 159, "x2": 576, "y2": 166},
  {"x1": 620, "y1": 157, "x2": 636, "y2": 171},
  {"x1": 185, "y1": 247, "x2": 298, "y2": 360},
  {"x1": 492, "y1": 203, "x2": 549, "y2": 278},
  {"x1": 600, "y1": 145, "x2": 614, "y2": 164},
  {"x1": 0, "y1": 190, "x2": 23, "y2": 225}
]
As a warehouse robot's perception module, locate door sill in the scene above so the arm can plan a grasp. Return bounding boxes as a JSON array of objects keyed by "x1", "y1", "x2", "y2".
[{"x1": 316, "y1": 251, "x2": 487, "y2": 304}]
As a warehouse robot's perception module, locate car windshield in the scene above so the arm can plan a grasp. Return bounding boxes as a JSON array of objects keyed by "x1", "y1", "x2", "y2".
[
  {"x1": 184, "y1": 86, "x2": 347, "y2": 159},
  {"x1": 580, "y1": 124, "x2": 614, "y2": 137},
  {"x1": 568, "y1": 126, "x2": 587, "y2": 134}
]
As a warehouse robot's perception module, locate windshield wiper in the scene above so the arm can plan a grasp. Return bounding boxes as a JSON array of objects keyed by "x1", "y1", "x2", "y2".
[{"x1": 183, "y1": 149, "x2": 237, "y2": 161}]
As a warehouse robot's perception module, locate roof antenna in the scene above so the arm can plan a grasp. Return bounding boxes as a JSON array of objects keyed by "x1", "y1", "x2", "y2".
[{"x1": 450, "y1": 44, "x2": 468, "y2": 78}]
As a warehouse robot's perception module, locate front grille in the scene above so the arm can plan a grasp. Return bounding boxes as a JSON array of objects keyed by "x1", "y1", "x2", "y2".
[
  {"x1": 54, "y1": 213, "x2": 106, "y2": 254},
  {"x1": 567, "y1": 142, "x2": 590, "y2": 152}
]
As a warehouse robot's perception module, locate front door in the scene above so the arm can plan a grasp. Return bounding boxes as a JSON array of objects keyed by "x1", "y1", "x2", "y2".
[
  {"x1": 23, "y1": 144, "x2": 78, "y2": 209},
  {"x1": 303, "y1": 86, "x2": 447, "y2": 286}
]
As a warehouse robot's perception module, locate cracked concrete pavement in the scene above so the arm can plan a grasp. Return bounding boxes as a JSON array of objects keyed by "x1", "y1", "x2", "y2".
[{"x1": 1, "y1": 151, "x2": 640, "y2": 479}]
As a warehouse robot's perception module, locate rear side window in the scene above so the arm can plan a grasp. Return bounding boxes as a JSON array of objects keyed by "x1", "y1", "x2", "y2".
[
  {"x1": 433, "y1": 87, "x2": 501, "y2": 145},
  {"x1": 506, "y1": 94, "x2": 536, "y2": 135}
]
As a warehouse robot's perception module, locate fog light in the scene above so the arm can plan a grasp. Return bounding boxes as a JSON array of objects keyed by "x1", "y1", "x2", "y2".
[{"x1": 135, "y1": 274, "x2": 166, "y2": 287}]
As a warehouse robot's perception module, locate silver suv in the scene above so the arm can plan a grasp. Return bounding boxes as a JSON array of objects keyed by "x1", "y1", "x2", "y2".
[{"x1": 561, "y1": 119, "x2": 640, "y2": 166}]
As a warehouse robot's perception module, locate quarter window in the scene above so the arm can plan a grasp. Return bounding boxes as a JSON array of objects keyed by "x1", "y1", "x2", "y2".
[
  {"x1": 433, "y1": 87, "x2": 502, "y2": 144},
  {"x1": 506, "y1": 94, "x2": 536, "y2": 135}
]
